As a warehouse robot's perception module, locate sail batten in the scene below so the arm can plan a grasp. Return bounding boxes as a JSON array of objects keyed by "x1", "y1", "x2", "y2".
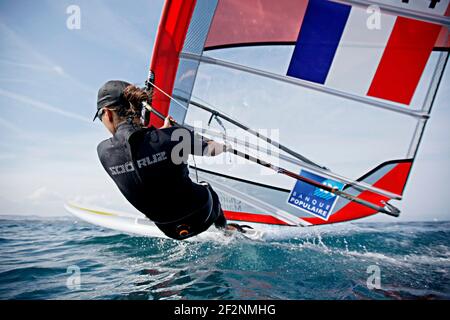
[{"x1": 332, "y1": 0, "x2": 450, "y2": 26}]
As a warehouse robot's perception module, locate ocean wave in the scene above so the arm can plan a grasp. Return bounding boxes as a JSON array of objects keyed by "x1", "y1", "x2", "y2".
[{"x1": 1, "y1": 218, "x2": 449, "y2": 300}]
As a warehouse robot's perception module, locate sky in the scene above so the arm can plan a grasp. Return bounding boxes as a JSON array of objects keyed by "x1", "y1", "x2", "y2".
[
  {"x1": 0, "y1": 0, "x2": 165, "y2": 216},
  {"x1": 0, "y1": 0, "x2": 449, "y2": 222}
]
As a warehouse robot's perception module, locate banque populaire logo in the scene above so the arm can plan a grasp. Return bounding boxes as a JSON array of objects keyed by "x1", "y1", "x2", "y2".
[{"x1": 287, "y1": 170, "x2": 345, "y2": 221}]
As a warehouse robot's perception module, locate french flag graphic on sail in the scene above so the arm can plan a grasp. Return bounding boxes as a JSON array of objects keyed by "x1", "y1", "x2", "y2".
[{"x1": 287, "y1": 0, "x2": 446, "y2": 105}]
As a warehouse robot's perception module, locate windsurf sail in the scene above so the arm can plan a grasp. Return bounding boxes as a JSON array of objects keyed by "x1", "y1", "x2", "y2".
[{"x1": 148, "y1": 0, "x2": 449, "y2": 226}]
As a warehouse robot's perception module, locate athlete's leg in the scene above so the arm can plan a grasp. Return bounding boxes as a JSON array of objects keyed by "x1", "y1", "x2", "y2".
[
  {"x1": 208, "y1": 187, "x2": 227, "y2": 229},
  {"x1": 200, "y1": 182, "x2": 251, "y2": 233}
]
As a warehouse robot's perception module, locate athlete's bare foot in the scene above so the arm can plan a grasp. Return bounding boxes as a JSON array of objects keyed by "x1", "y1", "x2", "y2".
[{"x1": 225, "y1": 223, "x2": 253, "y2": 234}]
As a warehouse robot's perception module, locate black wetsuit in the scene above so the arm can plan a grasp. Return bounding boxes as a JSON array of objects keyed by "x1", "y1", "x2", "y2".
[{"x1": 97, "y1": 122, "x2": 227, "y2": 239}]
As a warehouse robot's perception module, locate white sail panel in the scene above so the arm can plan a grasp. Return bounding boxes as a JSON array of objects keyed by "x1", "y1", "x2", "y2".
[{"x1": 325, "y1": 6, "x2": 396, "y2": 95}]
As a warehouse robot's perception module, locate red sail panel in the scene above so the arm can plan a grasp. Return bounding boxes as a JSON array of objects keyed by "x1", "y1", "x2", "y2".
[
  {"x1": 149, "y1": 0, "x2": 196, "y2": 127},
  {"x1": 303, "y1": 160, "x2": 412, "y2": 225},
  {"x1": 367, "y1": 17, "x2": 441, "y2": 105},
  {"x1": 224, "y1": 210, "x2": 291, "y2": 225},
  {"x1": 205, "y1": 0, "x2": 308, "y2": 50}
]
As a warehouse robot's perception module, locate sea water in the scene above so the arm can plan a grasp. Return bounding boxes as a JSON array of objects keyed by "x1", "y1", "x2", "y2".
[{"x1": 0, "y1": 217, "x2": 449, "y2": 299}]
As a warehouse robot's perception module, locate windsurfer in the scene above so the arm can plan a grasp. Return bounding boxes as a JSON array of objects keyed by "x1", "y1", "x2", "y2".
[{"x1": 93, "y1": 80, "x2": 249, "y2": 240}]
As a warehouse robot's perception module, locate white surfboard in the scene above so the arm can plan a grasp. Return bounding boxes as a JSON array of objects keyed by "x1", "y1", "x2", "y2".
[{"x1": 64, "y1": 202, "x2": 265, "y2": 241}]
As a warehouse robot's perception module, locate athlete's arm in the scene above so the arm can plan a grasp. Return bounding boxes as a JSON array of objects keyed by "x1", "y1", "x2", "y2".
[
  {"x1": 164, "y1": 116, "x2": 227, "y2": 157},
  {"x1": 204, "y1": 140, "x2": 226, "y2": 156},
  {"x1": 189, "y1": 130, "x2": 227, "y2": 157},
  {"x1": 160, "y1": 116, "x2": 173, "y2": 129}
]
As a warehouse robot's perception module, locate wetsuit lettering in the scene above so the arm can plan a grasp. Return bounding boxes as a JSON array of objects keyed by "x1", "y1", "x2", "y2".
[{"x1": 109, "y1": 152, "x2": 167, "y2": 176}]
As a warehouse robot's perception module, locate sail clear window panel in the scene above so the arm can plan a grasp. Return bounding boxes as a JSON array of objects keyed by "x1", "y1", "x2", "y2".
[{"x1": 180, "y1": 48, "x2": 445, "y2": 191}]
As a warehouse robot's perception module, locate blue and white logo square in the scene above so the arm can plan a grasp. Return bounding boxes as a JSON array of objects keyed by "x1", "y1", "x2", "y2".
[{"x1": 287, "y1": 170, "x2": 344, "y2": 221}]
